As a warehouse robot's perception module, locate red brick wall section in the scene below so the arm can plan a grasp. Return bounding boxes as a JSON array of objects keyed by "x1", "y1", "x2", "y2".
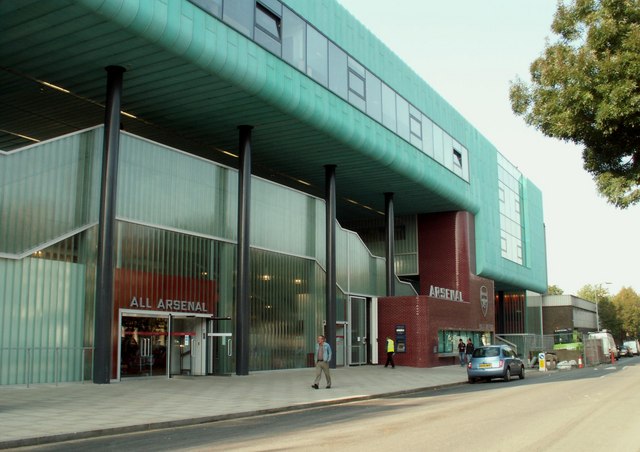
[
  {"x1": 418, "y1": 211, "x2": 473, "y2": 297},
  {"x1": 378, "y1": 296, "x2": 431, "y2": 367},
  {"x1": 376, "y1": 211, "x2": 496, "y2": 368}
]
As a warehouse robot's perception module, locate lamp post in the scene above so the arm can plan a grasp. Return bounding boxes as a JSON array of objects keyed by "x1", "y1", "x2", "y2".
[{"x1": 595, "y1": 282, "x2": 612, "y2": 332}]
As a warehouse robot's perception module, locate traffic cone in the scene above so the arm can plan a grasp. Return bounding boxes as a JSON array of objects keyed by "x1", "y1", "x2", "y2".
[
  {"x1": 578, "y1": 356, "x2": 583, "y2": 368},
  {"x1": 610, "y1": 352, "x2": 615, "y2": 364}
]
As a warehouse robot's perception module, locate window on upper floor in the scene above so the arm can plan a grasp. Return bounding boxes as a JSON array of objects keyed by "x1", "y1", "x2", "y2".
[
  {"x1": 306, "y1": 25, "x2": 328, "y2": 87},
  {"x1": 255, "y1": 2, "x2": 282, "y2": 55},
  {"x1": 365, "y1": 71, "x2": 382, "y2": 122},
  {"x1": 222, "y1": 0, "x2": 253, "y2": 37},
  {"x1": 409, "y1": 105, "x2": 422, "y2": 148},
  {"x1": 189, "y1": 0, "x2": 222, "y2": 17},
  {"x1": 282, "y1": 7, "x2": 305, "y2": 72},
  {"x1": 328, "y1": 42, "x2": 348, "y2": 100},
  {"x1": 347, "y1": 57, "x2": 366, "y2": 111},
  {"x1": 381, "y1": 82, "x2": 396, "y2": 132},
  {"x1": 453, "y1": 149, "x2": 463, "y2": 168}
]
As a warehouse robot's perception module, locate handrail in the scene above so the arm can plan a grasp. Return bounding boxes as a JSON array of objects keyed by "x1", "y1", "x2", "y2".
[
  {"x1": 494, "y1": 335, "x2": 518, "y2": 354},
  {"x1": 0, "y1": 347, "x2": 93, "y2": 387}
]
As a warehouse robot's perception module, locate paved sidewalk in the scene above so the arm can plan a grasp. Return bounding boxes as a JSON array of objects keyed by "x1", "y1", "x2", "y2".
[{"x1": 0, "y1": 364, "x2": 549, "y2": 449}]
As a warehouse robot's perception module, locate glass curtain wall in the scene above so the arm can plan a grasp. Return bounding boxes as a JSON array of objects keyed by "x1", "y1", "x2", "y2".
[
  {"x1": 249, "y1": 249, "x2": 324, "y2": 371},
  {"x1": 341, "y1": 215, "x2": 419, "y2": 276},
  {"x1": 114, "y1": 221, "x2": 235, "y2": 376},
  {"x1": 498, "y1": 153, "x2": 524, "y2": 265},
  {"x1": 0, "y1": 230, "x2": 97, "y2": 385},
  {"x1": 0, "y1": 128, "x2": 101, "y2": 385},
  {"x1": 0, "y1": 126, "x2": 395, "y2": 383}
]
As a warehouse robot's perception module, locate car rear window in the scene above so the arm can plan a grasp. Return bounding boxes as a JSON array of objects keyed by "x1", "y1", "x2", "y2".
[{"x1": 473, "y1": 347, "x2": 500, "y2": 358}]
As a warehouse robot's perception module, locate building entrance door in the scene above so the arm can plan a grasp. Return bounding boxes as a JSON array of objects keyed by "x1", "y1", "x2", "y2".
[
  {"x1": 169, "y1": 316, "x2": 206, "y2": 377},
  {"x1": 349, "y1": 296, "x2": 368, "y2": 365},
  {"x1": 120, "y1": 312, "x2": 209, "y2": 379},
  {"x1": 335, "y1": 322, "x2": 347, "y2": 366},
  {"x1": 120, "y1": 315, "x2": 168, "y2": 378},
  {"x1": 206, "y1": 318, "x2": 233, "y2": 375}
]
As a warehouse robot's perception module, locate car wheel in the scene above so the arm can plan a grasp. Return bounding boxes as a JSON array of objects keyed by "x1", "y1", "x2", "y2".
[
  {"x1": 519, "y1": 366, "x2": 525, "y2": 380},
  {"x1": 468, "y1": 376, "x2": 475, "y2": 384},
  {"x1": 504, "y1": 367, "x2": 511, "y2": 382}
]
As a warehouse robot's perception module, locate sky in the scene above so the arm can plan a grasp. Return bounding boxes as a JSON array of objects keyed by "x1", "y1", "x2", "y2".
[{"x1": 337, "y1": 0, "x2": 640, "y2": 297}]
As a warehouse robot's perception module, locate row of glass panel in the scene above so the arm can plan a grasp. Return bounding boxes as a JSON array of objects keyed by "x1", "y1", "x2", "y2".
[
  {"x1": 0, "y1": 126, "x2": 405, "y2": 382},
  {"x1": 188, "y1": 0, "x2": 469, "y2": 181},
  {"x1": 0, "y1": 219, "x2": 371, "y2": 383},
  {"x1": 1, "y1": 128, "x2": 398, "y2": 298},
  {"x1": 437, "y1": 330, "x2": 492, "y2": 354},
  {"x1": 497, "y1": 153, "x2": 524, "y2": 265}
]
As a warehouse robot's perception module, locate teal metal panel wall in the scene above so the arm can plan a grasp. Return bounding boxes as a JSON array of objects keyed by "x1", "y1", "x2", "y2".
[
  {"x1": 282, "y1": 0, "x2": 548, "y2": 292},
  {"x1": 75, "y1": 0, "x2": 547, "y2": 292}
]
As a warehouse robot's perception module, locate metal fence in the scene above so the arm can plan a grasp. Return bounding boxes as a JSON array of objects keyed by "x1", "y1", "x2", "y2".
[
  {"x1": 495, "y1": 334, "x2": 615, "y2": 367},
  {"x1": 0, "y1": 347, "x2": 94, "y2": 387},
  {"x1": 496, "y1": 334, "x2": 554, "y2": 364}
]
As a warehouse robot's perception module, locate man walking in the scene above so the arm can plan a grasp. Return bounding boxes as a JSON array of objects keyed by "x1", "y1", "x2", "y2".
[
  {"x1": 458, "y1": 338, "x2": 466, "y2": 366},
  {"x1": 465, "y1": 338, "x2": 475, "y2": 365},
  {"x1": 384, "y1": 336, "x2": 395, "y2": 368},
  {"x1": 312, "y1": 335, "x2": 332, "y2": 389}
]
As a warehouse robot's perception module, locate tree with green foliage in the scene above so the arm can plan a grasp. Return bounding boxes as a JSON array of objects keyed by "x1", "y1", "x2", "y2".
[
  {"x1": 547, "y1": 285, "x2": 564, "y2": 295},
  {"x1": 577, "y1": 283, "x2": 622, "y2": 336},
  {"x1": 510, "y1": 0, "x2": 640, "y2": 208},
  {"x1": 576, "y1": 283, "x2": 610, "y2": 302},
  {"x1": 598, "y1": 298, "x2": 623, "y2": 339},
  {"x1": 613, "y1": 286, "x2": 640, "y2": 338}
]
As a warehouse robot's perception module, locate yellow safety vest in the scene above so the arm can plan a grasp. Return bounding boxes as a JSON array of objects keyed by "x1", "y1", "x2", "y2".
[{"x1": 386, "y1": 338, "x2": 395, "y2": 353}]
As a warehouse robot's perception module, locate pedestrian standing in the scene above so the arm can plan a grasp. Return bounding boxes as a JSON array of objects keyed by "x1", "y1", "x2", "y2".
[
  {"x1": 466, "y1": 338, "x2": 475, "y2": 364},
  {"x1": 458, "y1": 338, "x2": 466, "y2": 366},
  {"x1": 384, "y1": 336, "x2": 395, "y2": 368},
  {"x1": 312, "y1": 335, "x2": 332, "y2": 389}
]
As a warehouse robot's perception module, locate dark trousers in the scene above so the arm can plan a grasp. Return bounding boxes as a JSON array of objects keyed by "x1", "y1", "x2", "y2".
[{"x1": 385, "y1": 352, "x2": 395, "y2": 368}]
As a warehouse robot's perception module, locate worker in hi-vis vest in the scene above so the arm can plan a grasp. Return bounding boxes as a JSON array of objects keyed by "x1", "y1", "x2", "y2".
[{"x1": 385, "y1": 336, "x2": 395, "y2": 368}]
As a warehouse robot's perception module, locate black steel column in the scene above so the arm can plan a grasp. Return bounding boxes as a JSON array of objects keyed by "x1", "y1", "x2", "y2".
[
  {"x1": 325, "y1": 165, "x2": 337, "y2": 369},
  {"x1": 236, "y1": 125, "x2": 253, "y2": 376},
  {"x1": 385, "y1": 192, "x2": 396, "y2": 296},
  {"x1": 94, "y1": 65, "x2": 125, "y2": 384}
]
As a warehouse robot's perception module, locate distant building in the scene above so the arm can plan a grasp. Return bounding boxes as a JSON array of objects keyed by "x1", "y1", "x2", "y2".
[{"x1": 542, "y1": 295, "x2": 597, "y2": 335}]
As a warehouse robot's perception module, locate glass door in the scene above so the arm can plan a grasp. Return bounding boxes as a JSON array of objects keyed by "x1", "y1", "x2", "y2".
[
  {"x1": 349, "y1": 296, "x2": 367, "y2": 365},
  {"x1": 120, "y1": 315, "x2": 168, "y2": 378},
  {"x1": 336, "y1": 322, "x2": 347, "y2": 366},
  {"x1": 169, "y1": 317, "x2": 198, "y2": 377},
  {"x1": 206, "y1": 318, "x2": 233, "y2": 375}
]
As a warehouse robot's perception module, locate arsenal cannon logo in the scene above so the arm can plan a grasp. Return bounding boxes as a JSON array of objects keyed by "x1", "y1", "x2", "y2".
[{"x1": 480, "y1": 286, "x2": 489, "y2": 318}]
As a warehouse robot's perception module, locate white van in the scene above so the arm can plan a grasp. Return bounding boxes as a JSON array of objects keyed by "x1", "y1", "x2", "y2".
[
  {"x1": 587, "y1": 331, "x2": 618, "y2": 362},
  {"x1": 623, "y1": 340, "x2": 640, "y2": 356}
]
